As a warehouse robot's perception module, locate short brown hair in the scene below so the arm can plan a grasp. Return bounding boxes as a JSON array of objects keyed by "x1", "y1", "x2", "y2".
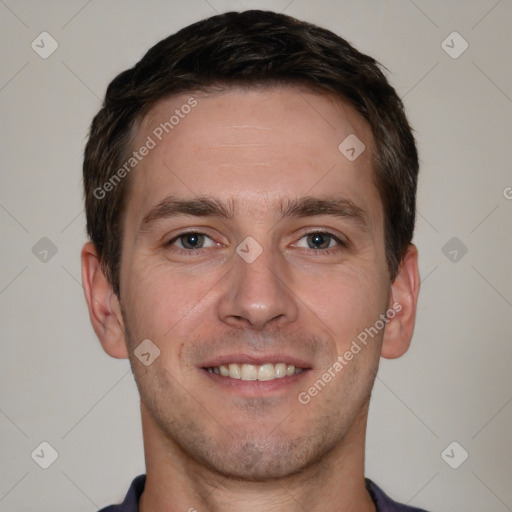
[{"x1": 83, "y1": 10, "x2": 418, "y2": 296}]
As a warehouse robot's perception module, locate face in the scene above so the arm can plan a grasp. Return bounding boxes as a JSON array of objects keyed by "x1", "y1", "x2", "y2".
[{"x1": 118, "y1": 87, "x2": 392, "y2": 480}]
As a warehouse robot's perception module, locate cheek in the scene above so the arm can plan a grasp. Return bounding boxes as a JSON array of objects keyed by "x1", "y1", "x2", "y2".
[
  {"x1": 295, "y1": 262, "x2": 388, "y2": 342},
  {"x1": 121, "y1": 257, "x2": 217, "y2": 345},
  {"x1": 306, "y1": 268, "x2": 385, "y2": 405}
]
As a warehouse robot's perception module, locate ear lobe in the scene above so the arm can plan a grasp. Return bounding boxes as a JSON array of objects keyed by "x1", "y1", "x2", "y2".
[
  {"x1": 381, "y1": 244, "x2": 420, "y2": 359},
  {"x1": 81, "y1": 242, "x2": 128, "y2": 359}
]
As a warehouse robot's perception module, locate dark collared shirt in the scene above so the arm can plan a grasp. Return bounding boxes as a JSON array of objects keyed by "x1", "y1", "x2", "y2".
[{"x1": 97, "y1": 474, "x2": 430, "y2": 511}]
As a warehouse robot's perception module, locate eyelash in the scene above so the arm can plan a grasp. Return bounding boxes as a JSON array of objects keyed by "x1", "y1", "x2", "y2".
[{"x1": 165, "y1": 230, "x2": 346, "y2": 256}]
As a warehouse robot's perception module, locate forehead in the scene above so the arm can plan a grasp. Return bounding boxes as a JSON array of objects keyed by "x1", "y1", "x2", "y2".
[{"x1": 125, "y1": 86, "x2": 380, "y2": 226}]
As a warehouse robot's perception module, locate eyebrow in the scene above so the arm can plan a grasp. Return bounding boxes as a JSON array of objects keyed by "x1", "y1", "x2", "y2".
[
  {"x1": 139, "y1": 196, "x2": 235, "y2": 232},
  {"x1": 138, "y1": 195, "x2": 371, "y2": 234},
  {"x1": 279, "y1": 196, "x2": 371, "y2": 233}
]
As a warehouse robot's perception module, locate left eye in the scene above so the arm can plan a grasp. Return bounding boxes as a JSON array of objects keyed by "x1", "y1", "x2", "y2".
[
  {"x1": 170, "y1": 232, "x2": 216, "y2": 250},
  {"x1": 295, "y1": 232, "x2": 341, "y2": 250}
]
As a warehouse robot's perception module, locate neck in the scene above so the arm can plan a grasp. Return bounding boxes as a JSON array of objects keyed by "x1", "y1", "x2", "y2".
[{"x1": 138, "y1": 402, "x2": 376, "y2": 512}]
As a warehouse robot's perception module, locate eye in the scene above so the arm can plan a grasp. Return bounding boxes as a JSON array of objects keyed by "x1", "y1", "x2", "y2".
[
  {"x1": 295, "y1": 231, "x2": 344, "y2": 251},
  {"x1": 168, "y1": 232, "x2": 216, "y2": 250}
]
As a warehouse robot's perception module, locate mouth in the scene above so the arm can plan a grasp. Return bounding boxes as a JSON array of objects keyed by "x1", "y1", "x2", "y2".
[
  {"x1": 204, "y1": 362, "x2": 304, "y2": 382},
  {"x1": 200, "y1": 355, "x2": 311, "y2": 393}
]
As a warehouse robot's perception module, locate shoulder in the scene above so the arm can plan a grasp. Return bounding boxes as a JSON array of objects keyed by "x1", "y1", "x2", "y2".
[
  {"x1": 97, "y1": 474, "x2": 146, "y2": 512},
  {"x1": 366, "y1": 479, "x2": 432, "y2": 512}
]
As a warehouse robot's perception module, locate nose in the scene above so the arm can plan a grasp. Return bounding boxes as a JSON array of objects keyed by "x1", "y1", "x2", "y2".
[{"x1": 216, "y1": 242, "x2": 299, "y2": 331}]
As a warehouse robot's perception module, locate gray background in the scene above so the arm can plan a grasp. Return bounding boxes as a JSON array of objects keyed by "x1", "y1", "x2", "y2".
[{"x1": 1, "y1": 0, "x2": 511, "y2": 510}]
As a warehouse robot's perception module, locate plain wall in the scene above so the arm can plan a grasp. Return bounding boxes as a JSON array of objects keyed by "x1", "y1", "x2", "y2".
[{"x1": 1, "y1": 0, "x2": 511, "y2": 510}]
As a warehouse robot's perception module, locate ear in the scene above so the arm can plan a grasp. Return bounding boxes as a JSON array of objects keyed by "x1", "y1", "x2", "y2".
[
  {"x1": 81, "y1": 241, "x2": 128, "y2": 359},
  {"x1": 381, "y1": 243, "x2": 420, "y2": 359}
]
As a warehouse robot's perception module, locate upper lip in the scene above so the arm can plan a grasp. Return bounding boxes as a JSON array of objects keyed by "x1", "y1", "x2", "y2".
[{"x1": 201, "y1": 353, "x2": 312, "y2": 369}]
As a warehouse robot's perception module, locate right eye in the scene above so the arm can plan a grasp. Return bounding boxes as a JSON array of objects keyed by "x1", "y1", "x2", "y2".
[{"x1": 166, "y1": 232, "x2": 217, "y2": 252}]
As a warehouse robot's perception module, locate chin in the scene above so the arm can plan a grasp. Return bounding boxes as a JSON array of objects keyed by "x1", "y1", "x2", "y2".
[{"x1": 190, "y1": 428, "x2": 340, "y2": 482}]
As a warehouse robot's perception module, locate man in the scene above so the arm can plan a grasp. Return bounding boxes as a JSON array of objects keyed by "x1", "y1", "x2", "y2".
[{"x1": 81, "y1": 9, "x2": 427, "y2": 512}]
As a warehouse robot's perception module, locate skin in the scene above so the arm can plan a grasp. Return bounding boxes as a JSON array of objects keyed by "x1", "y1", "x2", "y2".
[{"x1": 82, "y1": 86, "x2": 420, "y2": 512}]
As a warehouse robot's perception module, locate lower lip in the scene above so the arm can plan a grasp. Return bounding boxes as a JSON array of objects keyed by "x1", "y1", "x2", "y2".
[{"x1": 201, "y1": 368, "x2": 310, "y2": 396}]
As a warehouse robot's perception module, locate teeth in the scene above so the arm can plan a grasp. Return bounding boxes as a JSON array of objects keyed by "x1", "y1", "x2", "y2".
[
  {"x1": 241, "y1": 364, "x2": 258, "y2": 380},
  {"x1": 228, "y1": 363, "x2": 241, "y2": 379},
  {"x1": 258, "y1": 363, "x2": 275, "y2": 381},
  {"x1": 208, "y1": 362, "x2": 304, "y2": 381},
  {"x1": 274, "y1": 363, "x2": 287, "y2": 378}
]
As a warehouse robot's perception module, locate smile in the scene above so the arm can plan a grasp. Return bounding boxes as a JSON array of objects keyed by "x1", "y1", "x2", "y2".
[{"x1": 205, "y1": 363, "x2": 305, "y2": 381}]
